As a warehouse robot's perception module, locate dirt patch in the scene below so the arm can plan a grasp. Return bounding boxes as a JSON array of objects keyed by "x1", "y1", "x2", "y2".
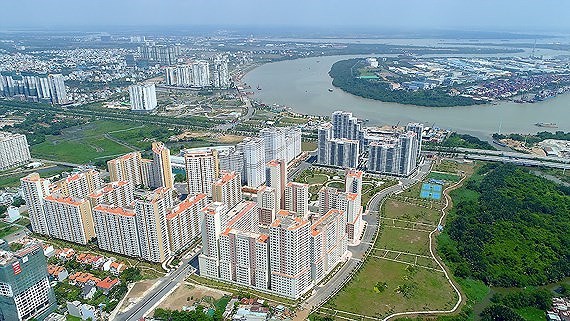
[
  {"x1": 119, "y1": 279, "x2": 157, "y2": 311},
  {"x1": 156, "y1": 283, "x2": 229, "y2": 312}
]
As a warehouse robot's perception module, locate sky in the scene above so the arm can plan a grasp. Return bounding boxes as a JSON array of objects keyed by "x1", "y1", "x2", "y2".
[{"x1": 1, "y1": 0, "x2": 570, "y2": 33}]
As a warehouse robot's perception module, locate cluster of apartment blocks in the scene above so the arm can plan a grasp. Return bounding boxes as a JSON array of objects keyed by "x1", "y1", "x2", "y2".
[
  {"x1": 20, "y1": 142, "x2": 190, "y2": 264},
  {"x1": 318, "y1": 111, "x2": 423, "y2": 176},
  {"x1": 0, "y1": 73, "x2": 69, "y2": 105},
  {"x1": 197, "y1": 159, "x2": 365, "y2": 299},
  {"x1": 165, "y1": 55, "x2": 231, "y2": 89}
]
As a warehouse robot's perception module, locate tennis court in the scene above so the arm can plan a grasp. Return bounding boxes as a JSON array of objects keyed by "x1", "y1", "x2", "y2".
[{"x1": 420, "y1": 183, "x2": 442, "y2": 200}]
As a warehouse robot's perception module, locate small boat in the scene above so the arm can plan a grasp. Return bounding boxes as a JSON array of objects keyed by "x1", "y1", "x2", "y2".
[
  {"x1": 535, "y1": 122, "x2": 558, "y2": 128},
  {"x1": 257, "y1": 85, "x2": 261, "y2": 90},
  {"x1": 328, "y1": 88, "x2": 334, "y2": 92},
  {"x1": 493, "y1": 140, "x2": 507, "y2": 147}
]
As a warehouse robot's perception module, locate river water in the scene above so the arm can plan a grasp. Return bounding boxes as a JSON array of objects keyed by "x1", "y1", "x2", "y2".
[{"x1": 243, "y1": 54, "x2": 570, "y2": 138}]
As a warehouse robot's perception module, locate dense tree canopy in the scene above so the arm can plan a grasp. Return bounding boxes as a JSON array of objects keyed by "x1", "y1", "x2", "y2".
[{"x1": 439, "y1": 164, "x2": 570, "y2": 287}]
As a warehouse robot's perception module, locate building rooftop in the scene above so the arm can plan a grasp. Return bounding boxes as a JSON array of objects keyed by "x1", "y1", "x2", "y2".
[
  {"x1": 166, "y1": 194, "x2": 207, "y2": 220},
  {"x1": 93, "y1": 204, "x2": 135, "y2": 217}
]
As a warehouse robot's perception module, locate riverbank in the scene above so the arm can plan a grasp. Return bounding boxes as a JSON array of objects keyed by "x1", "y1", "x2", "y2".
[{"x1": 243, "y1": 55, "x2": 570, "y2": 139}]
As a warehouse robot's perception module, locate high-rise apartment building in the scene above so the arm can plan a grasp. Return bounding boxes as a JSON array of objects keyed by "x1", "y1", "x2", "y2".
[
  {"x1": 0, "y1": 243, "x2": 57, "y2": 320},
  {"x1": 191, "y1": 61, "x2": 210, "y2": 87},
  {"x1": 327, "y1": 138, "x2": 360, "y2": 168},
  {"x1": 310, "y1": 209, "x2": 348, "y2": 284},
  {"x1": 212, "y1": 171, "x2": 242, "y2": 210},
  {"x1": 135, "y1": 187, "x2": 174, "y2": 263},
  {"x1": 211, "y1": 55, "x2": 230, "y2": 88},
  {"x1": 317, "y1": 123, "x2": 333, "y2": 164},
  {"x1": 148, "y1": 142, "x2": 174, "y2": 189},
  {"x1": 0, "y1": 132, "x2": 30, "y2": 170},
  {"x1": 406, "y1": 122, "x2": 424, "y2": 156},
  {"x1": 185, "y1": 150, "x2": 219, "y2": 197},
  {"x1": 20, "y1": 173, "x2": 51, "y2": 235},
  {"x1": 240, "y1": 138, "x2": 265, "y2": 188},
  {"x1": 266, "y1": 159, "x2": 287, "y2": 210},
  {"x1": 44, "y1": 194, "x2": 95, "y2": 245},
  {"x1": 367, "y1": 132, "x2": 418, "y2": 176},
  {"x1": 92, "y1": 204, "x2": 141, "y2": 258},
  {"x1": 54, "y1": 169, "x2": 102, "y2": 199},
  {"x1": 47, "y1": 74, "x2": 68, "y2": 105},
  {"x1": 269, "y1": 215, "x2": 312, "y2": 299},
  {"x1": 88, "y1": 180, "x2": 134, "y2": 208},
  {"x1": 331, "y1": 111, "x2": 362, "y2": 141},
  {"x1": 260, "y1": 128, "x2": 286, "y2": 163},
  {"x1": 166, "y1": 194, "x2": 208, "y2": 254},
  {"x1": 107, "y1": 152, "x2": 144, "y2": 186},
  {"x1": 256, "y1": 186, "x2": 278, "y2": 226},
  {"x1": 129, "y1": 83, "x2": 157, "y2": 111},
  {"x1": 199, "y1": 202, "x2": 228, "y2": 278},
  {"x1": 284, "y1": 182, "x2": 309, "y2": 219}
]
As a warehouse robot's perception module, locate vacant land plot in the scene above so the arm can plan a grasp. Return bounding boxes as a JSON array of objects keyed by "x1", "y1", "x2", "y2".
[
  {"x1": 156, "y1": 283, "x2": 228, "y2": 312},
  {"x1": 324, "y1": 258, "x2": 456, "y2": 318},
  {"x1": 376, "y1": 226, "x2": 431, "y2": 256},
  {"x1": 383, "y1": 199, "x2": 441, "y2": 225}
]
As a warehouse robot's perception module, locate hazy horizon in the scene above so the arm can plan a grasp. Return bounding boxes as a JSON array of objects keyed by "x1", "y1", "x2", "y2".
[{"x1": 1, "y1": 0, "x2": 570, "y2": 34}]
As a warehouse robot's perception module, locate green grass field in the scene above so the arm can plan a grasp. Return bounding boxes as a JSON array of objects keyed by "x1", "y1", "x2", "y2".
[
  {"x1": 383, "y1": 199, "x2": 442, "y2": 225},
  {"x1": 376, "y1": 226, "x2": 431, "y2": 255},
  {"x1": 322, "y1": 190, "x2": 457, "y2": 319},
  {"x1": 325, "y1": 258, "x2": 456, "y2": 318},
  {"x1": 427, "y1": 172, "x2": 461, "y2": 183},
  {"x1": 0, "y1": 166, "x2": 72, "y2": 188}
]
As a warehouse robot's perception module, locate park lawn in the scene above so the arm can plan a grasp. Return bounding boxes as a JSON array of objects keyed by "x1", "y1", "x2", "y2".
[
  {"x1": 0, "y1": 166, "x2": 72, "y2": 188},
  {"x1": 327, "y1": 181, "x2": 345, "y2": 190},
  {"x1": 0, "y1": 224, "x2": 22, "y2": 239},
  {"x1": 325, "y1": 258, "x2": 457, "y2": 318},
  {"x1": 383, "y1": 199, "x2": 441, "y2": 225},
  {"x1": 304, "y1": 174, "x2": 328, "y2": 185},
  {"x1": 376, "y1": 226, "x2": 431, "y2": 256},
  {"x1": 32, "y1": 136, "x2": 131, "y2": 164}
]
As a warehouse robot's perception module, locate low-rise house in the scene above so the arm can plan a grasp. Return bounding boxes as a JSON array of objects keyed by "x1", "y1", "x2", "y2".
[
  {"x1": 109, "y1": 261, "x2": 126, "y2": 276},
  {"x1": 47, "y1": 264, "x2": 69, "y2": 282},
  {"x1": 82, "y1": 284, "x2": 97, "y2": 300},
  {"x1": 96, "y1": 276, "x2": 119, "y2": 295},
  {"x1": 55, "y1": 248, "x2": 76, "y2": 261},
  {"x1": 69, "y1": 272, "x2": 101, "y2": 287},
  {"x1": 43, "y1": 244, "x2": 55, "y2": 257}
]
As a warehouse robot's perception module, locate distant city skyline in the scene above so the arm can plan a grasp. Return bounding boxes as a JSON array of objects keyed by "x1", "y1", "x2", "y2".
[{"x1": 1, "y1": 0, "x2": 570, "y2": 33}]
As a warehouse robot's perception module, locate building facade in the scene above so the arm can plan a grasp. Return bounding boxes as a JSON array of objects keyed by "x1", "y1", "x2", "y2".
[{"x1": 0, "y1": 132, "x2": 30, "y2": 171}]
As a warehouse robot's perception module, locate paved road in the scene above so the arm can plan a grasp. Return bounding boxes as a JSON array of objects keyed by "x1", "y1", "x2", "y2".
[{"x1": 115, "y1": 251, "x2": 200, "y2": 321}]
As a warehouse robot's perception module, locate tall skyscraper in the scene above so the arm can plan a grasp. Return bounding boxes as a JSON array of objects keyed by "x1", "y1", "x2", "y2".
[
  {"x1": 20, "y1": 173, "x2": 51, "y2": 235},
  {"x1": 212, "y1": 171, "x2": 242, "y2": 210},
  {"x1": 47, "y1": 74, "x2": 68, "y2": 105},
  {"x1": 0, "y1": 243, "x2": 57, "y2": 320},
  {"x1": 266, "y1": 159, "x2": 287, "y2": 210},
  {"x1": 88, "y1": 180, "x2": 134, "y2": 208},
  {"x1": 310, "y1": 209, "x2": 348, "y2": 284},
  {"x1": 129, "y1": 83, "x2": 157, "y2": 111},
  {"x1": 240, "y1": 138, "x2": 265, "y2": 188},
  {"x1": 164, "y1": 66, "x2": 177, "y2": 86},
  {"x1": 54, "y1": 169, "x2": 102, "y2": 199},
  {"x1": 0, "y1": 132, "x2": 30, "y2": 171},
  {"x1": 284, "y1": 182, "x2": 309, "y2": 218},
  {"x1": 256, "y1": 186, "x2": 277, "y2": 226},
  {"x1": 199, "y1": 202, "x2": 228, "y2": 278},
  {"x1": 367, "y1": 132, "x2": 418, "y2": 176},
  {"x1": 317, "y1": 123, "x2": 333, "y2": 164},
  {"x1": 185, "y1": 150, "x2": 219, "y2": 197},
  {"x1": 327, "y1": 138, "x2": 360, "y2": 168},
  {"x1": 331, "y1": 111, "x2": 362, "y2": 141}
]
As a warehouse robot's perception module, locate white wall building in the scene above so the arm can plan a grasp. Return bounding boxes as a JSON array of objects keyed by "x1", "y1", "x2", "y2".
[
  {"x1": 129, "y1": 83, "x2": 157, "y2": 111},
  {"x1": 0, "y1": 132, "x2": 30, "y2": 170}
]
